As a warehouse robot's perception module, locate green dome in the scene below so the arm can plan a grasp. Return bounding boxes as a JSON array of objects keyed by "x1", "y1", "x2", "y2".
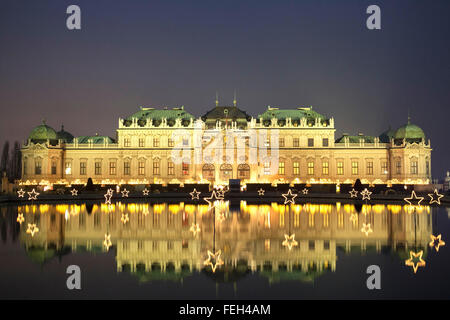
[
  {"x1": 394, "y1": 122, "x2": 425, "y2": 141},
  {"x1": 56, "y1": 125, "x2": 74, "y2": 143},
  {"x1": 28, "y1": 122, "x2": 57, "y2": 142},
  {"x1": 379, "y1": 127, "x2": 395, "y2": 143}
]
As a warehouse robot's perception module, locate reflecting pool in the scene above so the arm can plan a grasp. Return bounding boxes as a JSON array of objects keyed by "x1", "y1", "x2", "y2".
[{"x1": 1, "y1": 201, "x2": 450, "y2": 299}]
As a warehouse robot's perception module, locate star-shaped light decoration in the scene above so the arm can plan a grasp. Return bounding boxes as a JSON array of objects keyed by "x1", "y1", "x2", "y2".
[
  {"x1": 189, "y1": 223, "x2": 200, "y2": 237},
  {"x1": 257, "y1": 188, "x2": 265, "y2": 196},
  {"x1": 361, "y1": 188, "x2": 372, "y2": 201},
  {"x1": 428, "y1": 189, "x2": 444, "y2": 205},
  {"x1": 107, "y1": 188, "x2": 114, "y2": 195},
  {"x1": 16, "y1": 213, "x2": 25, "y2": 225},
  {"x1": 349, "y1": 188, "x2": 358, "y2": 198},
  {"x1": 405, "y1": 250, "x2": 426, "y2": 274},
  {"x1": 282, "y1": 189, "x2": 297, "y2": 205},
  {"x1": 361, "y1": 223, "x2": 373, "y2": 236},
  {"x1": 216, "y1": 188, "x2": 226, "y2": 199},
  {"x1": 17, "y1": 189, "x2": 25, "y2": 198},
  {"x1": 189, "y1": 188, "x2": 201, "y2": 200},
  {"x1": 71, "y1": 188, "x2": 78, "y2": 196},
  {"x1": 203, "y1": 250, "x2": 224, "y2": 273},
  {"x1": 103, "y1": 233, "x2": 112, "y2": 251},
  {"x1": 282, "y1": 234, "x2": 298, "y2": 250},
  {"x1": 302, "y1": 188, "x2": 309, "y2": 195},
  {"x1": 121, "y1": 213, "x2": 129, "y2": 224},
  {"x1": 404, "y1": 190, "x2": 424, "y2": 209},
  {"x1": 121, "y1": 189, "x2": 129, "y2": 197},
  {"x1": 27, "y1": 189, "x2": 39, "y2": 201},
  {"x1": 26, "y1": 223, "x2": 39, "y2": 237},
  {"x1": 204, "y1": 190, "x2": 223, "y2": 210},
  {"x1": 104, "y1": 192, "x2": 113, "y2": 204},
  {"x1": 429, "y1": 234, "x2": 445, "y2": 252},
  {"x1": 142, "y1": 188, "x2": 150, "y2": 196}
]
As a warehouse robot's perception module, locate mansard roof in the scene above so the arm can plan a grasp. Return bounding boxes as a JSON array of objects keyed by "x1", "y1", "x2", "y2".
[{"x1": 257, "y1": 106, "x2": 327, "y2": 121}]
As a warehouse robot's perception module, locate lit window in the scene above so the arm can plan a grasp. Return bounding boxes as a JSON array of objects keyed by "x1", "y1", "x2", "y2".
[
  {"x1": 278, "y1": 161, "x2": 285, "y2": 175},
  {"x1": 381, "y1": 161, "x2": 388, "y2": 175},
  {"x1": 337, "y1": 161, "x2": 344, "y2": 175},
  {"x1": 293, "y1": 162, "x2": 300, "y2": 175},
  {"x1": 109, "y1": 162, "x2": 116, "y2": 175},
  {"x1": 153, "y1": 161, "x2": 160, "y2": 175},
  {"x1": 308, "y1": 161, "x2": 314, "y2": 175},
  {"x1": 279, "y1": 138, "x2": 285, "y2": 147},
  {"x1": 322, "y1": 161, "x2": 329, "y2": 175},
  {"x1": 351, "y1": 161, "x2": 358, "y2": 175},
  {"x1": 182, "y1": 162, "x2": 189, "y2": 175},
  {"x1": 139, "y1": 138, "x2": 145, "y2": 147},
  {"x1": 51, "y1": 161, "x2": 57, "y2": 175},
  {"x1": 65, "y1": 162, "x2": 72, "y2": 175},
  {"x1": 153, "y1": 137, "x2": 159, "y2": 147},
  {"x1": 124, "y1": 138, "x2": 131, "y2": 147},
  {"x1": 168, "y1": 138, "x2": 174, "y2": 148},
  {"x1": 168, "y1": 161, "x2": 174, "y2": 175},
  {"x1": 293, "y1": 138, "x2": 299, "y2": 147}
]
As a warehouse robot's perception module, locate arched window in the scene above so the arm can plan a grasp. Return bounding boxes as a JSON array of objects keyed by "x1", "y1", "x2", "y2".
[
  {"x1": 202, "y1": 164, "x2": 215, "y2": 179},
  {"x1": 237, "y1": 164, "x2": 250, "y2": 179},
  {"x1": 220, "y1": 164, "x2": 233, "y2": 180}
]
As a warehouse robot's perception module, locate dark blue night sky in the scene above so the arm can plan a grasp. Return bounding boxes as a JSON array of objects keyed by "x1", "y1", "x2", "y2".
[{"x1": 0, "y1": 0, "x2": 449, "y2": 177}]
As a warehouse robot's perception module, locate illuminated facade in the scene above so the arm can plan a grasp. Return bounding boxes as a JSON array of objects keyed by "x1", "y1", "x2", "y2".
[{"x1": 21, "y1": 104, "x2": 432, "y2": 186}]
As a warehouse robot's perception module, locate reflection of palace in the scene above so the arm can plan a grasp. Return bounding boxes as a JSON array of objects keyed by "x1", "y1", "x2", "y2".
[
  {"x1": 21, "y1": 103, "x2": 431, "y2": 186},
  {"x1": 19, "y1": 202, "x2": 432, "y2": 282}
]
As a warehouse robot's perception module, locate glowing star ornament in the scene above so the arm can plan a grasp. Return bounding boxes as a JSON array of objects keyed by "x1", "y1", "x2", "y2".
[
  {"x1": 361, "y1": 188, "x2": 372, "y2": 201},
  {"x1": 121, "y1": 213, "x2": 129, "y2": 224},
  {"x1": 26, "y1": 223, "x2": 39, "y2": 237},
  {"x1": 189, "y1": 188, "x2": 201, "y2": 200},
  {"x1": 204, "y1": 190, "x2": 223, "y2": 210},
  {"x1": 121, "y1": 189, "x2": 129, "y2": 197},
  {"x1": 282, "y1": 189, "x2": 297, "y2": 205},
  {"x1": 17, "y1": 189, "x2": 25, "y2": 198},
  {"x1": 428, "y1": 189, "x2": 444, "y2": 205},
  {"x1": 27, "y1": 189, "x2": 39, "y2": 201},
  {"x1": 203, "y1": 250, "x2": 224, "y2": 273},
  {"x1": 404, "y1": 191, "x2": 424, "y2": 208},
  {"x1": 257, "y1": 188, "x2": 265, "y2": 196},
  {"x1": 189, "y1": 223, "x2": 200, "y2": 237},
  {"x1": 104, "y1": 192, "x2": 113, "y2": 204},
  {"x1": 429, "y1": 234, "x2": 445, "y2": 252},
  {"x1": 107, "y1": 188, "x2": 114, "y2": 195},
  {"x1": 361, "y1": 223, "x2": 373, "y2": 236},
  {"x1": 405, "y1": 250, "x2": 426, "y2": 274},
  {"x1": 16, "y1": 213, "x2": 25, "y2": 225},
  {"x1": 216, "y1": 189, "x2": 226, "y2": 199},
  {"x1": 349, "y1": 189, "x2": 358, "y2": 198},
  {"x1": 282, "y1": 234, "x2": 298, "y2": 250},
  {"x1": 103, "y1": 233, "x2": 112, "y2": 251},
  {"x1": 302, "y1": 188, "x2": 309, "y2": 195},
  {"x1": 71, "y1": 189, "x2": 78, "y2": 196},
  {"x1": 142, "y1": 188, "x2": 150, "y2": 196}
]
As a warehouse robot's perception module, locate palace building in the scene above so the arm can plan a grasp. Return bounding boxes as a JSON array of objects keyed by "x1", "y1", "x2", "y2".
[{"x1": 20, "y1": 103, "x2": 432, "y2": 186}]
